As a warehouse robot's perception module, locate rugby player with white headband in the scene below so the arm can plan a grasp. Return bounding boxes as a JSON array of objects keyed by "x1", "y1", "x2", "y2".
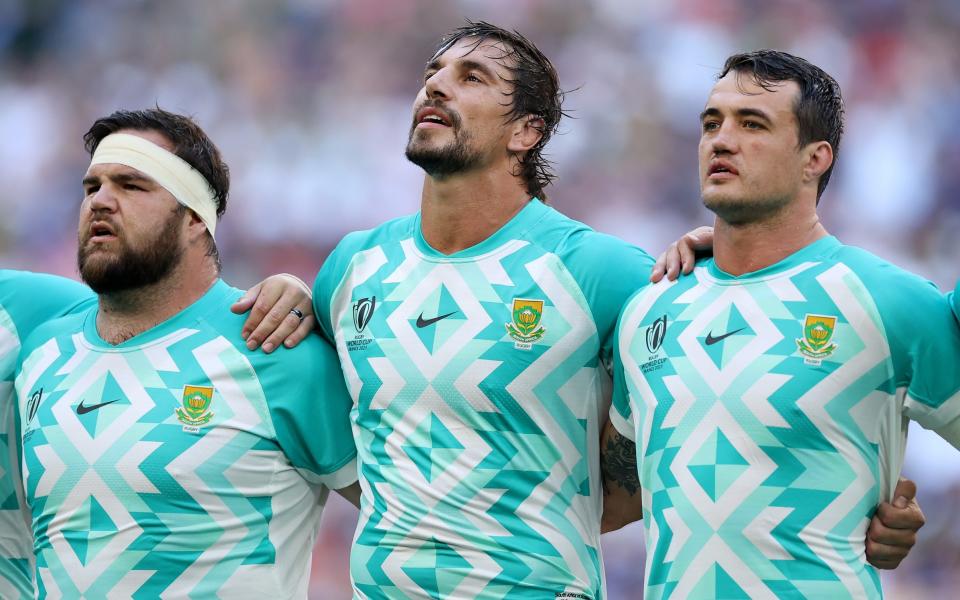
[{"x1": 9, "y1": 108, "x2": 359, "y2": 598}]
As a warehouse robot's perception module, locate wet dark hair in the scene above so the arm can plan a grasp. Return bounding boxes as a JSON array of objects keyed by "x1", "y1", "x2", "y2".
[
  {"x1": 719, "y1": 50, "x2": 844, "y2": 201},
  {"x1": 83, "y1": 107, "x2": 230, "y2": 217},
  {"x1": 431, "y1": 21, "x2": 565, "y2": 200}
]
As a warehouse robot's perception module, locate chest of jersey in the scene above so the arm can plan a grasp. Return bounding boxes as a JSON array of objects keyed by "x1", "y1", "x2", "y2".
[
  {"x1": 621, "y1": 268, "x2": 900, "y2": 598},
  {"x1": 331, "y1": 243, "x2": 603, "y2": 428},
  {"x1": 19, "y1": 332, "x2": 280, "y2": 522},
  {"x1": 627, "y1": 271, "x2": 895, "y2": 453}
]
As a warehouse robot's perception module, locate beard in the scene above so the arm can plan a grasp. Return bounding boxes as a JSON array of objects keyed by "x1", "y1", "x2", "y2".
[
  {"x1": 701, "y1": 186, "x2": 793, "y2": 226},
  {"x1": 404, "y1": 106, "x2": 481, "y2": 177},
  {"x1": 78, "y1": 208, "x2": 185, "y2": 294}
]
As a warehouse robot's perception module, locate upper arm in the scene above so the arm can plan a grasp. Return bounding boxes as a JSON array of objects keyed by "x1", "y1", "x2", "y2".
[
  {"x1": 266, "y1": 336, "x2": 358, "y2": 489},
  {"x1": 879, "y1": 274, "x2": 960, "y2": 445},
  {"x1": 558, "y1": 234, "x2": 653, "y2": 372}
]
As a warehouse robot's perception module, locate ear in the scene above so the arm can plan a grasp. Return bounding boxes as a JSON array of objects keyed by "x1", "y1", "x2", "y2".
[
  {"x1": 185, "y1": 208, "x2": 210, "y2": 244},
  {"x1": 802, "y1": 141, "x2": 833, "y2": 186},
  {"x1": 507, "y1": 116, "x2": 545, "y2": 154}
]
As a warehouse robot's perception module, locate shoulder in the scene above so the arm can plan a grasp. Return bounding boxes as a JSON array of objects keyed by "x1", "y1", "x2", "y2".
[
  {"x1": 331, "y1": 215, "x2": 417, "y2": 258},
  {"x1": 526, "y1": 206, "x2": 654, "y2": 282},
  {"x1": 831, "y1": 245, "x2": 946, "y2": 309},
  {"x1": 19, "y1": 309, "x2": 90, "y2": 361},
  {"x1": 0, "y1": 269, "x2": 94, "y2": 334},
  {"x1": 201, "y1": 284, "x2": 340, "y2": 388},
  {"x1": 315, "y1": 215, "x2": 417, "y2": 289}
]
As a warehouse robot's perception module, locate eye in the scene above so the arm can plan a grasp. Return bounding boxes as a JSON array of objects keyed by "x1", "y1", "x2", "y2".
[
  {"x1": 702, "y1": 121, "x2": 720, "y2": 132},
  {"x1": 423, "y1": 71, "x2": 436, "y2": 83},
  {"x1": 466, "y1": 73, "x2": 482, "y2": 83},
  {"x1": 123, "y1": 183, "x2": 146, "y2": 191},
  {"x1": 84, "y1": 184, "x2": 100, "y2": 195},
  {"x1": 743, "y1": 120, "x2": 764, "y2": 130}
]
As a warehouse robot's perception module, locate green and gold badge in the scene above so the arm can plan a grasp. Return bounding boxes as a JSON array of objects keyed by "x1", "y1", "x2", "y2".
[
  {"x1": 506, "y1": 298, "x2": 546, "y2": 349},
  {"x1": 176, "y1": 385, "x2": 215, "y2": 430},
  {"x1": 796, "y1": 314, "x2": 839, "y2": 364}
]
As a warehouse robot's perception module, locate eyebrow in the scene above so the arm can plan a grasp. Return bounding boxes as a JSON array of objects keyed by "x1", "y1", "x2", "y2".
[
  {"x1": 424, "y1": 57, "x2": 499, "y2": 81},
  {"x1": 700, "y1": 106, "x2": 774, "y2": 124},
  {"x1": 82, "y1": 172, "x2": 155, "y2": 188}
]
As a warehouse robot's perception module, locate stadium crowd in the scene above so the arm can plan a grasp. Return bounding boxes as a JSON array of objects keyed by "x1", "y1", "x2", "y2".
[{"x1": 0, "y1": 0, "x2": 958, "y2": 597}]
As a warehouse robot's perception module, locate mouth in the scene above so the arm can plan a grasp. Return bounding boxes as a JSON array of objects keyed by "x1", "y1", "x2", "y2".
[
  {"x1": 88, "y1": 221, "x2": 118, "y2": 243},
  {"x1": 414, "y1": 106, "x2": 453, "y2": 129},
  {"x1": 707, "y1": 160, "x2": 739, "y2": 180}
]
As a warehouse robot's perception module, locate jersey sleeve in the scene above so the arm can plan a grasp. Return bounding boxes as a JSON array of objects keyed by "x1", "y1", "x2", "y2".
[
  {"x1": 313, "y1": 232, "x2": 366, "y2": 345},
  {"x1": 880, "y1": 275, "x2": 960, "y2": 449},
  {"x1": 265, "y1": 334, "x2": 357, "y2": 489},
  {"x1": 557, "y1": 233, "x2": 654, "y2": 374},
  {"x1": 0, "y1": 270, "x2": 93, "y2": 346},
  {"x1": 951, "y1": 280, "x2": 959, "y2": 323},
  {"x1": 608, "y1": 306, "x2": 636, "y2": 441}
]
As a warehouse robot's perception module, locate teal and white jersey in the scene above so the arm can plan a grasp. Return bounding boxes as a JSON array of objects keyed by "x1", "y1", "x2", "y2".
[
  {"x1": 0, "y1": 270, "x2": 92, "y2": 600},
  {"x1": 610, "y1": 236, "x2": 960, "y2": 599},
  {"x1": 15, "y1": 279, "x2": 357, "y2": 599},
  {"x1": 315, "y1": 199, "x2": 653, "y2": 599},
  {"x1": 952, "y1": 280, "x2": 959, "y2": 322}
]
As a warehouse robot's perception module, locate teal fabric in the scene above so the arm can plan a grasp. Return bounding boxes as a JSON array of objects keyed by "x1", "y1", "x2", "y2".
[
  {"x1": 0, "y1": 270, "x2": 92, "y2": 600},
  {"x1": 314, "y1": 199, "x2": 653, "y2": 599},
  {"x1": 611, "y1": 236, "x2": 960, "y2": 599},
  {"x1": 15, "y1": 279, "x2": 356, "y2": 598}
]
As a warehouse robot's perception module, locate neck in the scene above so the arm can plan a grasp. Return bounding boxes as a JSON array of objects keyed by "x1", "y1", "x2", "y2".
[
  {"x1": 419, "y1": 168, "x2": 533, "y2": 255},
  {"x1": 95, "y1": 256, "x2": 218, "y2": 345},
  {"x1": 713, "y1": 200, "x2": 829, "y2": 276}
]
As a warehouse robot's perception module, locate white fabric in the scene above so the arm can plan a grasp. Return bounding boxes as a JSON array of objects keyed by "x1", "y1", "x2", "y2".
[{"x1": 91, "y1": 133, "x2": 219, "y2": 237}]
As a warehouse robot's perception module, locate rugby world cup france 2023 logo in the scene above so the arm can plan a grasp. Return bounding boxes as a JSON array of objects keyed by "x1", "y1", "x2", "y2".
[
  {"x1": 642, "y1": 315, "x2": 668, "y2": 373},
  {"x1": 348, "y1": 296, "x2": 376, "y2": 352}
]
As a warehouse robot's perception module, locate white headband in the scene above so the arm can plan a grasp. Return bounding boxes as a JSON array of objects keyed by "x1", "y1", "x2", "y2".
[{"x1": 90, "y1": 132, "x2": 219, "y2": 238}]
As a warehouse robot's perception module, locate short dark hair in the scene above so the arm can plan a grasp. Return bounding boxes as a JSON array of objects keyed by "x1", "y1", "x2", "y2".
[
  {"x1": 432, "y1": 21, "x2": 565, "y2": 200},
  {"x1": 83, "y1": 108, "x2": 230, "y2": 269},
  {"x1": 719, "y1": 50, "x2": 844, "y2": 201},
  {"x1": 83, "y1": 108, "x2": 230, "y2": 217}
]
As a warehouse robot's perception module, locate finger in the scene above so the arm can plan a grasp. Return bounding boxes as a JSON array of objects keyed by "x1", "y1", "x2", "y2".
[
  {"x1": 284, "y1": 315, "x2": 317, "y2": 348},
  {"x1": 876, "y1": 499, "x2": 925, "y2": 530},
  {"x1": 261, "y1": 309, "x2": 305, "y2": 354},
  {"x1": 677, "y1": 236, "x2": 697, "y2": 276},
  {"x1": 243, "y1": 287, "x2": 287, "y2": 349},
  {"x1": 650, "y1": 252, "x2": 668, "y2": 283},
  {"x1": 892, "y1": 477, "x2": 917, "y2": 502},
  {"x1": 231, "y1": 282, "x2": 262, "y2": 317},
  {"x1": 868, "y1": 515, "x2": 918, "y2": 547},
  {"x1": 865, "y1": 538, "x2": 909, "y2": 569},
  {"x1": 663, "y1": 243, "x2": 682, "y2": 281},
  {"x1": 688, "y1": 226, "x2": 714, "y2": 250}
]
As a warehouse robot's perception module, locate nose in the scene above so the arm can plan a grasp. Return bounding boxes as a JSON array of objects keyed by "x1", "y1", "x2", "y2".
[
  {"x1": 424, "y1": 68, "x2": 450, "y2": 101},
  {"x1": 709, "y1": 121, "x2": 738, "y2": 156},
  {"x1": 87, "y1": 183, "x2": 119, "y2": 214}
]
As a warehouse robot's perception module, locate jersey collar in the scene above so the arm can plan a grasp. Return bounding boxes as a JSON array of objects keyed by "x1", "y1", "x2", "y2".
[
  {"x1": 412, "y1": 197, "x2": 549, "y2": 260},
  {"x1": 82, "y1": 279, "x2": 234, "y2": 349},
  {"x1": 704, "y1": 236, "x2": 842, "y2": 282}
]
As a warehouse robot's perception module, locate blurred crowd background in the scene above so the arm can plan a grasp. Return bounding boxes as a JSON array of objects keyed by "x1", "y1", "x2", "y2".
[{"x1": 1, "y1": 0, "x2": 958, "y2": 597}]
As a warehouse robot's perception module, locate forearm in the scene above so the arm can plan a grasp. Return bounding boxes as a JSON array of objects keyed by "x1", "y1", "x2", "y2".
[{"x1": 600, "y1": 420, "x2": 643, "y2": 533}]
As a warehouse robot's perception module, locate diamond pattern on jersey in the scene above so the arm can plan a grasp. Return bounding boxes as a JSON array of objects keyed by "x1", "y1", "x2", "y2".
[
  {"x1": 334, "y1": 237, "x2": 606, "y2": 598},
  {"x1": 410, "y1": 284, "x2": 467, "y2": 354},
  {"x1": 17, "y1": 312, "x2": 331, "y2": 598},
  {"x1": 619, "y1": 261, "x2": 900, "y2": 599},
  {"x1": 688, "y1": 429, "x2": 750, "y2": 501},
  {"x1": 1, "y1": 306, "x2": 34, "y2": 599}
]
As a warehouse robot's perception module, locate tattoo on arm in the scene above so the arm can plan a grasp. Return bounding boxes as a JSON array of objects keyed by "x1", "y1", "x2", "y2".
[{"x1": 601, "y1": 429, "x2": 640, "y2": 496}]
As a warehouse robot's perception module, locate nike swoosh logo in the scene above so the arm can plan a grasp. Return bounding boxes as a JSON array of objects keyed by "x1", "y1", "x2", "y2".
[
  {"x1": 704, "y1": 328, "x2": 746, "y2": 346},
  {"x1": 416, "y1": 311, "x2": 457, "y2": 328},
  {"x1": 76, "y1": 399, "x2": 120, "y2": 415}
]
